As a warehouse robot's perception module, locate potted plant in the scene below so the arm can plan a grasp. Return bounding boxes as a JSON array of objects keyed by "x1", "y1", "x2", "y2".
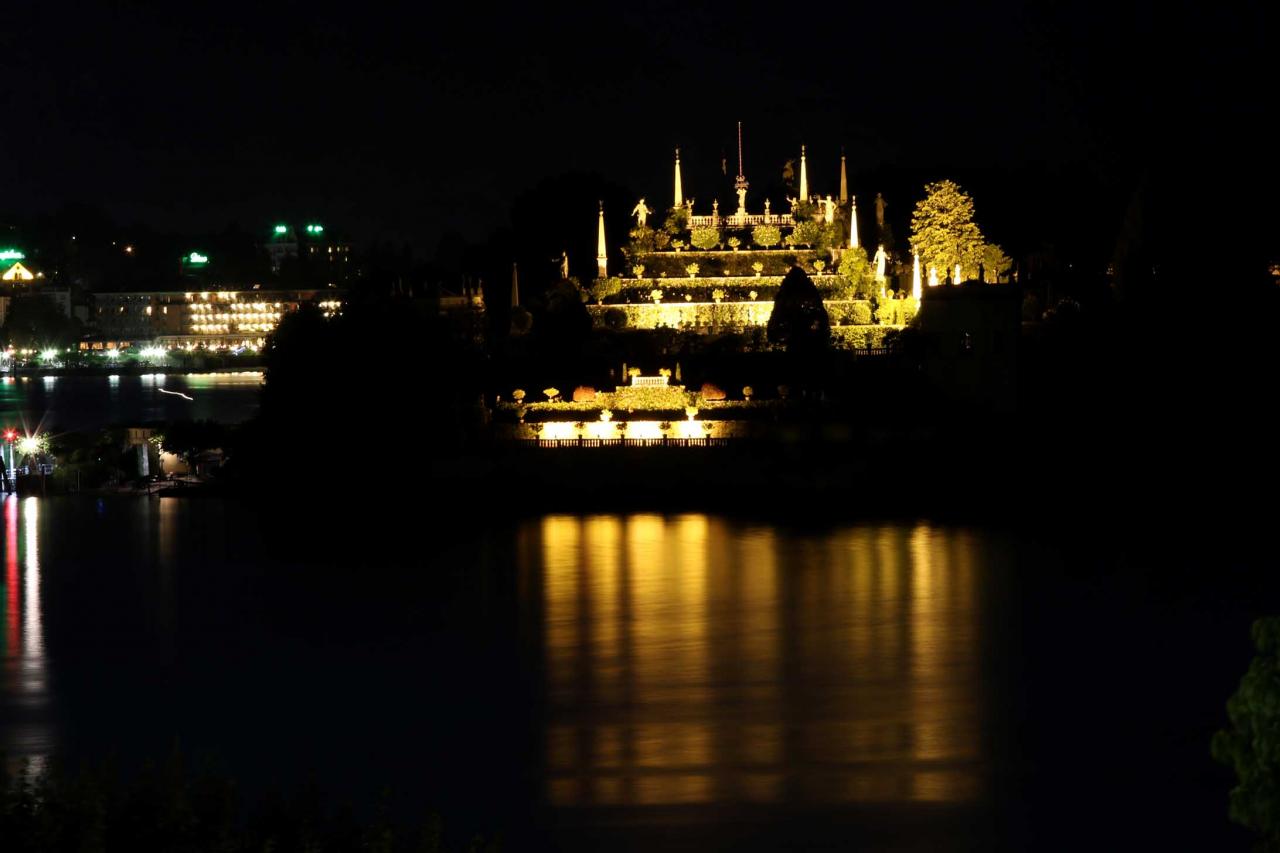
[
  {"x1": 671, "y1": 239, "x2": 685, "y2": 252},
  {"x1": 743, "y1": 385, "x2": 754, "y2": 400},
  {"x1": 685, "y1": 263, "x2": 700, "y2": 278},
  {"x1": 752, "y1": 261, "x2": 764, "y2": 276},
  {"x1": 748, "y1": 290, "x2": 758, "y2": 301},
  {"x1": 632, "y1": 264, "x2": 645, "y2": 278},
  {"x1": 650, "y1": 288, "x2": 664, "y2": 303},
  {"x1": 712, "y1": 288, "x2": 725, "y2": 303},
  {"x1": 728, "y1": 236, "x2": 741, "y2": 251}
]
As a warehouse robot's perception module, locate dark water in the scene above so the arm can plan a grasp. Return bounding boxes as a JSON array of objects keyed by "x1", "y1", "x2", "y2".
[
  {"x1": 0, "y1": 497, "x2": 1268, "y2": 849},
  {"x1": 0, "y1": 372, "x2": 263, "y2": 431}
]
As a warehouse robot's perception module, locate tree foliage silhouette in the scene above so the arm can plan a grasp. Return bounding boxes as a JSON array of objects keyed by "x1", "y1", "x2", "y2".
[
  {"x1": 1213, "y1": 616, "x2": 1280, "y2": 850},
  {"x1": 767, "y1": 266, "x2": 829, "y2": 353},
  {"x1": 910, "y1": 180, "x2": 985, "y2": 280}
]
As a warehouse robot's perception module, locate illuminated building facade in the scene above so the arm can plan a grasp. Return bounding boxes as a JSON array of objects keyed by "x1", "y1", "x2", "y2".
[
  {"x1": 91, "y1": 288, "x2": 341, "y2": 349},
  {"x1": 595, "y1": 127, "x2": 907, "y2": 333},
  {"x1": 264, "y1": 222, "x2": 352, "y2": 279}
]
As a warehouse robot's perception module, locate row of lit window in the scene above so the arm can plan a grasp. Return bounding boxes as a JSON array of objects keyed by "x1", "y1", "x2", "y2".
[
  {"x1": 186, "y1": 292, "x2": 240, "y2": 302},
  {"x1": 190, "y1": 302, "x2": 285, "y2": 311},
  {"x1": 189, "y1": 312, "x2": 281, "y2": 322},
  {"x1": 189, "y1": 323, "x2": 280, "y2": 333}
]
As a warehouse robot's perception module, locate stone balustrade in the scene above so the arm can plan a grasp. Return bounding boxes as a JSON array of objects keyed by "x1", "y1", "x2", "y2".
[{"x1": 688, "y1": 212, "x2": 795, "y2": 228}]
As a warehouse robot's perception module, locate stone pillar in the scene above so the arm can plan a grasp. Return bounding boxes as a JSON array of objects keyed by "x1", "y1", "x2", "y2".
[
  {"x1": 674, "y1": 148, "x2": 683, "y2": 208},
  {"x1": 596, "y1": 203, "x2": 608, "y2": 280},
  {"x1": 799, "y1": 145, "x2": 809, "y2": 202}
]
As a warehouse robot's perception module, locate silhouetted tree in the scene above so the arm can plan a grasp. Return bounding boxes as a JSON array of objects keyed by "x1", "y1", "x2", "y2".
[
  {"x1": 767, "y1": 266, "x2": 830, "y2": 353},
  {"x1": 1, "y1": 296, "x2": 80, "y2": 349},
  {"x1": 1213, "y1": 616, "x2": 1280, "y2": 850}
]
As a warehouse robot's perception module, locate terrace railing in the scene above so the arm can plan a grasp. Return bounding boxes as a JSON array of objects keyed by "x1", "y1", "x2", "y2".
[
  {"x1": 530, "y1": 437, "x2": 732, "y2": 449},
  {"x1": 688, "y1": 212, "x2": 795, "y2": 229}
]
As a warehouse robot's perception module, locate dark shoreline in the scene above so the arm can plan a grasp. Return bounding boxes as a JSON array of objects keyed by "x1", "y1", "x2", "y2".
[{"x1": 4, "y1": 364, "x2": 265, "y2": 377}]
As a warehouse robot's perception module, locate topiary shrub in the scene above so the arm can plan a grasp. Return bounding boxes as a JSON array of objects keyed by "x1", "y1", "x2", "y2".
[
  {"x1": 791, "y1": 221, "x2": 820, "y2": 247},
  {"x1": 572, "y1": 386, "x2": 597, "y2": 402},
  {"x1": 589, "y1": 277, "x2": 622, "y2": 304},
  {"x1": 691, "y1": 226, "x2": 721, "y2": 251},
  {"x1": 752, "y1": 224, "x2": 781, "y2": 248}
]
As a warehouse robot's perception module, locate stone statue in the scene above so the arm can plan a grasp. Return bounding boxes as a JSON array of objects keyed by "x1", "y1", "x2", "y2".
[
  {"x1": 631, "y1": 198, "x2": 651, "y2": 227},
  {"x1": 874, "y1": 193, "x2": 886, "y2": 230},
  {"x1": 786, "y1": 196, "x2": 798, "y2": 212},
  {"x1": 736, "y1": 185, "x2": 747, "y2": 212},
  {"x1": 712, "y1": 198, "x2": 719, "y2": 216},
  {"x1": 559, "y1": 251, "x2": 569, "y2": 280},
  {"x1": 873, "y1": 245, "x2": 888, "y2": 281},
  {"x1": 822, "y1": 195, "x2": 835, "y2": 224},
  {"x1": 764, "y1": 198, "x2": 771, "y2": 216},
  {"x1": 686, "y1": 199, "x2": 695, "y2": 216}
]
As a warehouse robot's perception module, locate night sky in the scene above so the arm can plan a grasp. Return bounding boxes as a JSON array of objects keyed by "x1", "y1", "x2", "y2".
[{"x1": 2, "y1": 2, "x2": 1272, "y2": 261}]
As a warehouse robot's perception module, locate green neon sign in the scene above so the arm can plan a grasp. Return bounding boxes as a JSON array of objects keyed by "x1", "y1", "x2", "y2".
[
  {"x1": 306, "y1": 224, "x2": 324, "y2": 234},
  {"x1": 0, "y1": 249, "x2": 25, "y2": 260},
  {"x1": 185, "y1": 252, "x2": 209, "y2": 266},
  {"x1": 274, "y1": 224, "x2": 288, "y2": 235}
]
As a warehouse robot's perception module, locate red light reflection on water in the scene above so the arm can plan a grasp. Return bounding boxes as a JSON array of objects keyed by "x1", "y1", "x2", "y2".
[{"x1": 4, "y1": 495, "x2": 17, "y2": 654}]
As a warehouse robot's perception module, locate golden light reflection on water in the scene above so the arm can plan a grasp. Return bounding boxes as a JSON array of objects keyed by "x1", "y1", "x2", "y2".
[{"x1": 530, "y1": 515, "x2": 985, "y2": 808}]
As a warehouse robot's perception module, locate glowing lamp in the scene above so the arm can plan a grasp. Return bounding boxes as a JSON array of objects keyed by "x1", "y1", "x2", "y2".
[
  {"x1": 0, "y1": 249, "x2": 25, "y2": 260},
  {"x1": 40, "y1": 349, "x2": 58, "y2": 362},
  {"x1": 274, "y1": 224, "x2": 288, "y2": 234},
  {"x1": 17, "y1": 436, "x2": 42, "y2": 456},
  {"x1": 2, "y1": 429, "x2": 16, "y2": 442}
]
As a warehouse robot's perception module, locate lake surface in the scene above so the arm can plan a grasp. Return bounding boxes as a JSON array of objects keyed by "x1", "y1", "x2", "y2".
[
  {"x1": 0, "y1": 371, "x2": 263, "y2": 431},
  {"x1": 0, "y1": 497, "x2": 1269, "y2": 849}
]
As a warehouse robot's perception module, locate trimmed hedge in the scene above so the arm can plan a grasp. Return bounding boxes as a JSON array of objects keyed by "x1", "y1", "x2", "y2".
[
  {"x1": 627, "y1": 248, "x2": 820, "y2": 279},
  {"x1": 830, "y1": 325, "x2": 899, "y2": 350},
  {"x1": 825, "y1": 300, "x2": 873, "y2": 326}
]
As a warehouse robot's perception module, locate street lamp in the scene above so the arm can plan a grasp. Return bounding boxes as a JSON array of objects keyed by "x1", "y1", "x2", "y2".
[{"x1": 3, "y1": 428, "x2": 19, "y2": 491}]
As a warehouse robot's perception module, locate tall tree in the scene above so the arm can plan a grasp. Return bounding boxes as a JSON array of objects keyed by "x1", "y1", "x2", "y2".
[
  {"x1": 910, "y1": 180, "x2": 985, "y2": 280},
  {"x1": 767, "y1": 265, "x2": 829, "y2": 352},
  {"x1": 1213, "y1": 616, "x2": 1280, "y2": 849}
]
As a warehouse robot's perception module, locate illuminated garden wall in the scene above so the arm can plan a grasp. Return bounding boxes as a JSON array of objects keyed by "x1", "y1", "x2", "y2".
[{"x1": 588, "y1": 299, "x2": 916, "y2": 333}]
